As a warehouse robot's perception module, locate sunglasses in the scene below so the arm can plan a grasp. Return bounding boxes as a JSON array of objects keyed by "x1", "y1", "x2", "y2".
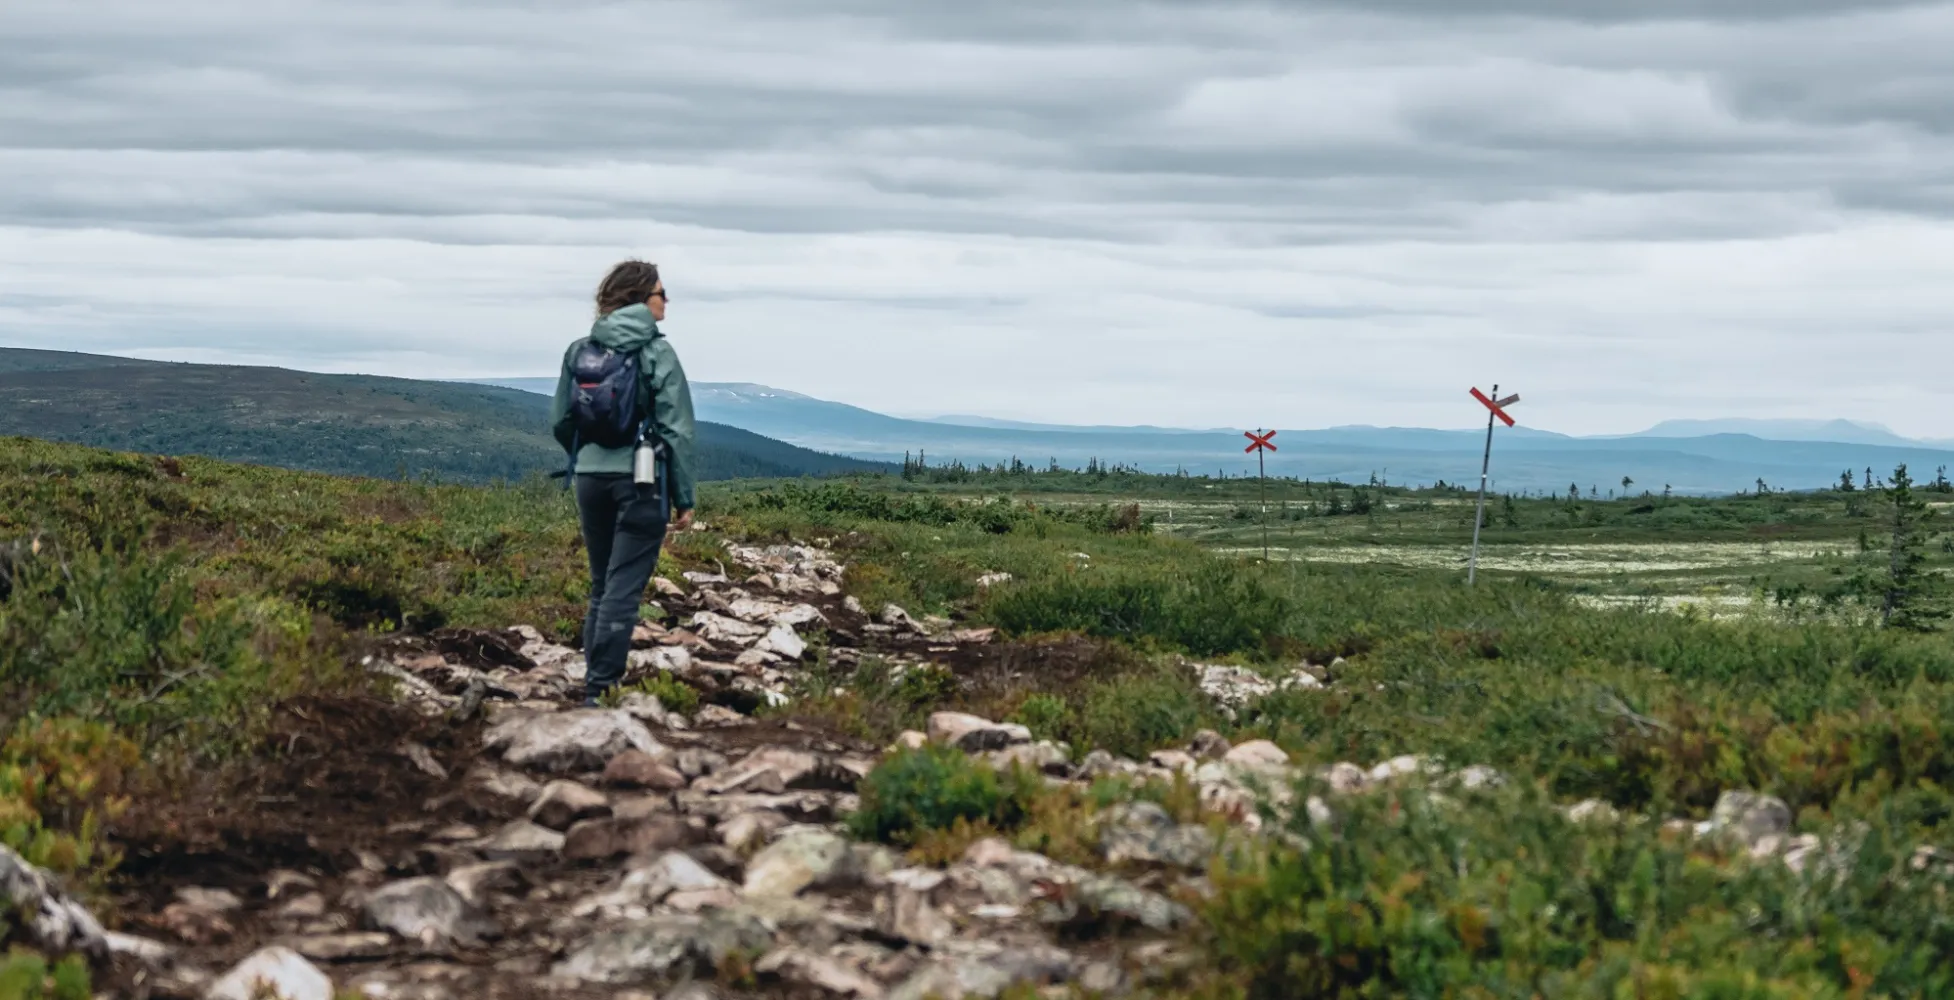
[{"x1": 651, "y1": 288, "x2": 670, "y2": 301}]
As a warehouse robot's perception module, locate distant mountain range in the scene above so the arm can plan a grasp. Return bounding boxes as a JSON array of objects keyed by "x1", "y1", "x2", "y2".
[
  {"x1": 470, "y1": 378, "x2": 1954, "y2": 494},
  {"x1": 0, "y1": 350, "x2": 893, "y2": 483},
  {"x1": 9, "y1": 350, "x2": 1942, "y2": 494}
]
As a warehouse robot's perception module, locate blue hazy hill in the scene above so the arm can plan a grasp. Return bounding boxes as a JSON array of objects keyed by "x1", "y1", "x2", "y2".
[{"x1": 463, "y1": 378, "x2": 1954, "y2": 494}]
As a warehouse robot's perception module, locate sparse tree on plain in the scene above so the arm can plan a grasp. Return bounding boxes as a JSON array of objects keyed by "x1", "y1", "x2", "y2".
[
  {"x1": 1879, "y1": 463, "x2": 1947, "y2": 631},
  {"x1": 1839, "y1": 469, "x2": 1857, "y2": 492}
]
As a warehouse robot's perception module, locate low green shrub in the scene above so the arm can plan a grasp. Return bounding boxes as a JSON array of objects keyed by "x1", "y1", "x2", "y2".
[
  {"x1": 1008, "y1": 693, "x2": 1074, "y2": 742},
  {"x1": 719, "y1": 480, "x2": 1149, "y2": 537},
  {"x1": 1200, "y1": 781, "x2": 1954, "y2": 999},
  {"x1": 845, "y1": 745, "x2": 1042, "y2": 845},
  {"x1": 1077, "y1": 667, "x2": 1215, "y2": 759},
  {"x1": 984, "y1": 560, "x2": 1293, "y2": 658},
  {"x1": 0, "y1": 951, "x2": 90, "y2": 1000},
  {"x1": 605, "y1": 672, "x2": 701, "y2": 716}
]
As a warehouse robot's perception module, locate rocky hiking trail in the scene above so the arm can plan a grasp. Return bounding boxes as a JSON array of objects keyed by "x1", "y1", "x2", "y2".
[{"x1": 7, "y1": 539, "x2": 1852, "y2": 1000}]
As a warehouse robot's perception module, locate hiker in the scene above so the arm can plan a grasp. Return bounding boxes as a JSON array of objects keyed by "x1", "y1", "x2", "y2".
[{"x1": 550, "y1": 260, "x2": 696, "y2": 707}]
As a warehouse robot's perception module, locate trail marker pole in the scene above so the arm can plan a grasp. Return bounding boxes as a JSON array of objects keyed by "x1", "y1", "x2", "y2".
[
  {"x1": 1245, "y1": 429, "x2": 1278, "y2": 561},
  {"x1": 1466, "y1": 386, "x2": 1520, "y2": 585}
]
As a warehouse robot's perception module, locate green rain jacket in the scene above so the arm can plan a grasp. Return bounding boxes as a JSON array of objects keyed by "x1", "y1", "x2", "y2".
[{"x1": 549, "y1": 303, "x2": 697, "y2": 511}]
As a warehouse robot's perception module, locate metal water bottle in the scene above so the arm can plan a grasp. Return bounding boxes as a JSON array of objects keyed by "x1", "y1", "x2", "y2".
[{"x1": 632, "y1": 438, "x2": 659, "y2": 485}]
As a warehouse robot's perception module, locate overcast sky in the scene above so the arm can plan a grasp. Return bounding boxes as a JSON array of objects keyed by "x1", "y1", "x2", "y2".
[{"x1": 4, "y1": 1, "x2": 1952, "y2": 435}]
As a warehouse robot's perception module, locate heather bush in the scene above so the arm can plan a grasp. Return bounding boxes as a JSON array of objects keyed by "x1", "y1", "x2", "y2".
[{"x1": 845, "y1": 745, "x2": 1043, "y2": 845}]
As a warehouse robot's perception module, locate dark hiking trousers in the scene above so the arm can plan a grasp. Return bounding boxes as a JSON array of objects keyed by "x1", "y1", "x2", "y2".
[{"x1": 574, "y1": 473, "x2": 669, "y2": 702}]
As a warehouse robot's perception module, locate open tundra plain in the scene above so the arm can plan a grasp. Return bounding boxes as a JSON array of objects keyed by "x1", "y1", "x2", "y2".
[{"x1": 9, "y1": 440, "x2": 1954, "y2": 997}]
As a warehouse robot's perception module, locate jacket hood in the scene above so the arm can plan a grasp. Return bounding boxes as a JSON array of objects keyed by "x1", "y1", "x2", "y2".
[{"x1": 590, "y1": 303, "x2": 662, "y2": 351}]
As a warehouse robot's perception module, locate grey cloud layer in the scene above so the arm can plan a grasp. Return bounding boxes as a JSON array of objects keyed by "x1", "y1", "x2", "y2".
[{"x1": 3, "y1": 0, "x2": 1953, "y2": 435}]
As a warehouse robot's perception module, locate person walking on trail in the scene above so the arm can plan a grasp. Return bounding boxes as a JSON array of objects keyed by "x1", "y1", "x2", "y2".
[{"x1": 550, "y1": 260, "x2": 696, "y2": 707}]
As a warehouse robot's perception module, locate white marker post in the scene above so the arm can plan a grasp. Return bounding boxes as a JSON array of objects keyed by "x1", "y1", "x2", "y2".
[{"x1": 1466, "y1": 385, "x2": 1519, "y2": 585}]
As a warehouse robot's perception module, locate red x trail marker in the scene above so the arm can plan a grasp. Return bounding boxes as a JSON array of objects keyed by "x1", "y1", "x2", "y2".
[
  {"x1": 1244, "y1": 429, "x2": 1278, "y2": 454},
  {"x1": 1466, "y1": 384, "x2": 1522, "y2": 586},
  {"x1": 1469, "y1": 386, "x2": 1519, "y2": 427}
]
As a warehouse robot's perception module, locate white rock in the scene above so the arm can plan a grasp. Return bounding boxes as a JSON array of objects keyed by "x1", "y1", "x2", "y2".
[
  {"x1": 0, "y1": 844, "x2": 107, "y2": 959},
  {"x1": 628, "y1": 646, "x2": 693, "y2": 673},
  {"x1": 1280, "y1": 671, "x2": 1326, "y2": 692},
  {"x1": 1367, "y1": 754, "x2": 1436, "y2": 784},
  {"x1": 744, "y1": 827, "x2": 853, "y2": 898},
  {"x1": 690, "y1": 611, "x2": 768, "y2": 642},
  {"x1": 614, "y1": 691, "x2": 670, "y2": 726},
  {"x1": 206, "y1": 946, "x2": 334, "y2": 1000},
  {"x1": 720, "y1": 810, "x2": 790, "y2": 852},
  {"x1": 1148, "y1": 749, "x2": 1199, "y2": 774},
  {"x1": 527, "y1": 780, "x2": 612, "y2": 830},
  {"x1": 1709, "y1": 790, "x2": 1793, "y2": 849},
  {"x1": 1222, "y1": 740, "x2": 1290, "y2": 771},
  {"x1": 756, "y1": 946, "x2": 886, "y2": 998},
  {"x1": 362, "y1": 877, "x2": 499, "y2": 948},
  {"x1": 757, "y1": 624, "x2": 807, "y2": 660},
  {"x1": 1565, "y1": 799, "x2": 1619, "y2": 825},
  {"x1": 475, "y1": 819, "x2": 566, "y2": 860},
  {"x1": 482, "y1": 709, "x2": 662, "y2": 772},
  {"x1": 1194, "y1": 664, "x2": 1277, "y2": 718},
  {"x1": 975, "y1": 572, "x2": 1013, "y2": 588},
  {"x1": 844, "y1": 596, "x2": 866, "y2": 615},
  {"x1": 1318, "y1": 762, "x2": 1368, "y2": 794},
  {"x1": 104, "y1": 931, "x2": 176, "y2": 966},
  {"x1": 927, "y1": 712, "x2": 1031, "y2": 752},
  {"x1": 773, "y1": 603, "x2": 828, "y2": 628}
]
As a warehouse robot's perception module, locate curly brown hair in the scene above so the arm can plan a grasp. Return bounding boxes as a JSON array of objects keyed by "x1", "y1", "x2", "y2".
[{"x1": 594, "y1": 259, "x2": 662, "y2": 316}]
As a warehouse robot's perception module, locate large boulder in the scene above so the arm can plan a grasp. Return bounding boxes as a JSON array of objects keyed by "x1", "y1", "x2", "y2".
[
  {"x1": 563, "y1": 814, "x2": 692, "y2": 861},
  {"x1": 1708, "y1": 790, "x2": 1793, "y2": 849},
  {"x1": 483, "y1": 709, "x2": 662, "y2": 772},
  {"x1": 362, "y1": 877, "x2": 500, "y2": 948},
  {"x1": 1222, "y1": 740, "x2": 1290, "y2": 771},
  {"x1": 475, "y1": 819, "x2": 566, "y2": 861},
  {"x1": 754, "y1": 946, "x2": 885, "y2": 998},
  {"x1": 887, "y1": 940, "x2": 1075, "y2": 1000},
  {"x1": 527, "y1": 780, "x2": 612, "y2": 830},
  {"x1": 571, "y1": 852, "x2": 732, "y2": 922},
  {"x1": 1098, "y1": 801, "x2": 1215, "y2": 870},
  {"x1": 743, "y1": 826, "x2": 854, "y2": 898},
  {"x1": 552, "y1": 909, "x2": 775, "y2": 984},
  {"x1": 927, "y1": 712, "x2": 1031, "y2": 752},
  {"x1": 603, "y1": 750, "x2": 688, "y2": 791}
]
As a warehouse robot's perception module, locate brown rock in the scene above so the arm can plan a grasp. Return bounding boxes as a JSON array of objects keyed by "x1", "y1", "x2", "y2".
[
  {"x1": 157, "y1": 902, "x2": 234, "y2": 945},
  {"x1": 527, "y1": 780, "x2": 612, "y2": 830},
  {"x1": 604, "y1": 750, "x2": 688, "y2": 791},
  {"x1": 291, "y1": 932, "x2": 392, "y2": 962},
  {"x1": 631, "y1": 621, "x2": 668, "y2": 647},
  {"x1": 461, "y1": 766, "x2": 543, "y2": 815},
  {"x1": 562, "y1": 815, "x2": 691, "y2": 861},
  {"x1": 692, "y1": 762, "x2": 786, "y2": 796}
]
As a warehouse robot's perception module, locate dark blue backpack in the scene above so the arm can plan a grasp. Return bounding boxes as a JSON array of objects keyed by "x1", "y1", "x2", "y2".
[{"x1": 568, "y1": 340, "x2": 646, "y2": 449}]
